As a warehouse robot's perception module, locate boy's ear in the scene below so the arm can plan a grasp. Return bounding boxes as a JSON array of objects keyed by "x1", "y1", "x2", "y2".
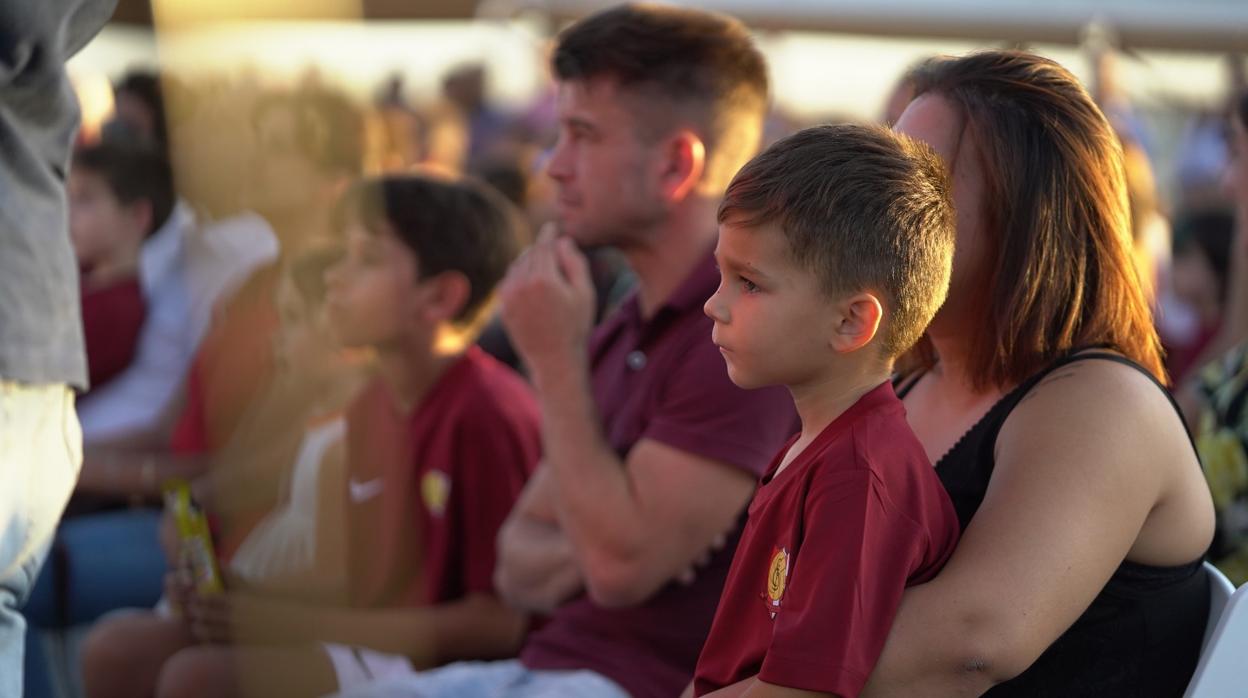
[
  {"x1": 656, "y1": 129, "x2": 706, "y2": 204},
  {"x1": 829, "y1": 292, "x2": 883, "y2": 354},
  {"x1": 419, "y1": 270, "x2": 472, "y2": 325}
]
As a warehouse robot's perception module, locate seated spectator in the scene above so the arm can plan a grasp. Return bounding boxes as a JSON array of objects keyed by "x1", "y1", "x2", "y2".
[
  {"x1": 1167, "y1": 209, "x2": 1235, "y2": 383},
  {"x1": 338, "y1": 6, "x2": 795, "y2": 698},
  {"x1": 69, "y1": 143, "x2": 174, "y2": 393},
  {"x1": 83, "y1": 173, "x2": 540, "y2": 698},
  {"x1": 1180, "y1": 90, "x2": 1248, "y2": 586},
  {"x1": 692, "y1": 124, "x2": 960, "y2": 697},
  {"x1": 168, "y1": 87, "x2": 365, "y2": 458},
  {"x1": 861, "y1": 50, "x2": 1215, "y2": 696}
]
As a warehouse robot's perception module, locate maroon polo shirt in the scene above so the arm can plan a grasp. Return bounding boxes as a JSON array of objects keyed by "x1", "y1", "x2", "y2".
[
  {"x1": 344, "y1": 346, "x2": 542, "y2": 608},
  {"x1": 694, "y1": 382, "x2": 959, "y2": 697},
  {"x1": 520, "y1": 251, "x2": 797, "y2": 698}
]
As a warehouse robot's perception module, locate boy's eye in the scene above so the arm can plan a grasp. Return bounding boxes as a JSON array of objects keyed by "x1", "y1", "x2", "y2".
[{"x1": 740, "y1": 277, "x2": 760, "y2": 293}]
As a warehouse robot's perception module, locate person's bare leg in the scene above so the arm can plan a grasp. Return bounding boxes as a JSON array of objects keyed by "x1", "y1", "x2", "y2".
[
  {"x1": 155, "y1": 644, "x2": 338, "y2": 698},
  {"x1": 81, "y1": 611, "x2": 194, "y2": 698}
]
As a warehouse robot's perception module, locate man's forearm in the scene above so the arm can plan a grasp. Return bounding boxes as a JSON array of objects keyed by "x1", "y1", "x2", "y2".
[
  {"x1": 530, "y1": 358, "x2": 646, "y2": 567},
  {"x1": 495, "y1": 514, "x2": 584, "y2": 613}
]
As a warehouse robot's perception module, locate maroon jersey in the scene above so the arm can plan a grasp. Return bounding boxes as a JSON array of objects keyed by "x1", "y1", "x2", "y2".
[
  {"x1": 695, "y1": 382, "x2": 959, "y2": 697},
  {"x1": 80, "y1": 273, "x2": 145, "y2": 392},
  {"x1": 345, "y1": 346, "x2": 541, "y2": 608}
]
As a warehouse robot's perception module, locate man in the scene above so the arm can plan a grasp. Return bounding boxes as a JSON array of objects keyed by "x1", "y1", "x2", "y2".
[
  {"x1": 338, "y1": 5, "x2": 796, "y2": 697},
  {"x1": 0, "y1": 0, "x2": 116, "y2": 694}
]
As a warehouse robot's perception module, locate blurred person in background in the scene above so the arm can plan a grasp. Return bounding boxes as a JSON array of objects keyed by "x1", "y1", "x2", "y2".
[
  {"x1": 1178, "y1": 90, "x2": 1248, "y2": 586},
  {"x1": 103, "y1": 70, "x2": 170, "y2": 158},
  {"x1": 0, "y1": 0, "x2": 115, "y2": 695},
  {"x1": 73, "y1": 77, "x2": 270, "y2": 457},
  {"x1": 442, "y1": 63, "x2": 510, "y2": 167},
  {"x1": 165, "y1": 87, "x2": 363, "y2": 460},
  {"x1": 1166, "y1": 209, "x2": 1235, "y2": 384},
  {"x1": 82, "y1": 246, "x2": 365, "y2": 698},
  {"x1": 70, "y1": 143, "x2": 174, "y2": 394}
]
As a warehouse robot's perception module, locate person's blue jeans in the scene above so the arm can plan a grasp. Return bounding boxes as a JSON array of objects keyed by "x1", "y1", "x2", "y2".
[
  {"x1": 0, "y1": 383, "x2": 82, "y2": 698},
  {"x1": 22, "y1": 508, "x2": 166, "y2": 698}
]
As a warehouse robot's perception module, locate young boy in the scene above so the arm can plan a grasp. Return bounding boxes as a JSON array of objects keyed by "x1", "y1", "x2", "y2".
[
  {"x1": 81, "y1": 173, "x2": 540, "y2": 698},
  {"x1": 69, "y1": 142, "x2": 175, "y2": 393},
  {"x1": 691, "y1": 124, "x2": 960, "y2": 698}
]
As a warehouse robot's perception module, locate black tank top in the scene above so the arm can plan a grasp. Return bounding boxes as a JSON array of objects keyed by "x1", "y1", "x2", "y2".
[{"x1": 896, "y1": 351, "x2": 1209, "y2": 697}]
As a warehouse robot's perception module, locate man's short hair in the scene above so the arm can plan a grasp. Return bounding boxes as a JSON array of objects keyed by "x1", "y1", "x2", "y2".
[
  {"x1": 552, "y1": 3, "x2": 769, "y2": 191},
  {"x1": 344, "y1": 174, "x2": 526, "y2": 326},
  {"x1": 718, "y1": 123, "x2": 955, "y2": 358},
  {"x1": 73, "y1": 142, "x2": 176, "y2": 238}
]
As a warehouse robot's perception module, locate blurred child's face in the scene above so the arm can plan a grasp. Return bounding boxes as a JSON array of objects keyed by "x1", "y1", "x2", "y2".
[
  {"x1": 704, "y1": 221, "x2": 838, "y2": 390},
  {"x1": 273, "y1": 276, "x2": 336, "y2": 373},
  {"x1": 325, "y1": 223, "x2": 424, "y2": 349},
  {"x1": 68, "y1": 169, "x2": 146, "y2": 268},
  {"x1": 1171, "y1": 245, "x2": 1222, "y2": 326}
]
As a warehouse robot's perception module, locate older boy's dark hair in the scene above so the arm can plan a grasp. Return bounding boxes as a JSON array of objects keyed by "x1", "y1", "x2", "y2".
[
  {"x1": 73, "y1": 142, "x2": 175, "y2": 238},
  {"x1": 347, "y1": 174, "x2": 525, "y2": 326},
  {"x1": 552, "y1": 3, "x2": 769, "y2": 191},
  {"x1": 719, "y1": 123, "x2": 955, "y2": 358}
]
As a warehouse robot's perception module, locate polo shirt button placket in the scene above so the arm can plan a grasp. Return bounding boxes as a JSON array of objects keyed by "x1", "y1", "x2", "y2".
[{"x1": 626, "y1": 350, "x2": 647, "y2": 371}]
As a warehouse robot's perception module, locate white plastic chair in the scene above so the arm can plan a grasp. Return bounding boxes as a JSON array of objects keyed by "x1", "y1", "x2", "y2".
[{"x1": 1184, "y1": 562, "x2": 1247, "y2": 697}]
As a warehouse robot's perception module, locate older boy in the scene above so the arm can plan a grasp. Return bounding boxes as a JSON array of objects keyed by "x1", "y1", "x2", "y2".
[
  {"x1": 692, "y1": 124, "x2": 960, "y2": 698},
  {"x1": 82, "y1": 174, "x2": 540, "y2": 698}
]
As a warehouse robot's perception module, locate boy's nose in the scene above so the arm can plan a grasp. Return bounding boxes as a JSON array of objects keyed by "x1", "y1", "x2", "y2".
[{"x1": 703, "y1": 291, "x2": 728, "y2": 323}]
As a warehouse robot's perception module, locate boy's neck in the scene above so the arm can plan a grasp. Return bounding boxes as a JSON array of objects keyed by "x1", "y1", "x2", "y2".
[
  {"x1": 82, "y1": 244, "x2": 142, "y2": 288},
  {"x1": 777, "y1": 359, "x2": 892, "y2": 477},
  {"x1": 375, "y1": 339, "x2": 465, "y2": 414}
]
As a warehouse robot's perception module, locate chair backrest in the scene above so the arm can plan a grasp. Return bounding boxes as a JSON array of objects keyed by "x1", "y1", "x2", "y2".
[{"x1": 1185, "y1": 562, "x2": 1247, "y2": 697}]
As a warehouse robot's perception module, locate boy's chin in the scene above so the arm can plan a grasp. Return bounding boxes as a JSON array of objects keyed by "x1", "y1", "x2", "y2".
[{"x1": 724, "y1": 364, "x2": 765, "y2": 391}]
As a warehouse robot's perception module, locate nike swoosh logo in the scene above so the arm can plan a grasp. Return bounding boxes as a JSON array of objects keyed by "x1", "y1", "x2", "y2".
[{"x1": 348, "y1": 478, "x2": 384, "y2": 502}]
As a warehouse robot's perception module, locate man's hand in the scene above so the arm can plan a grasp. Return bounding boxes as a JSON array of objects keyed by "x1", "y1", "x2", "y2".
[{"x1": 499, "y1": 225, "x2": 596, "y2": 379}]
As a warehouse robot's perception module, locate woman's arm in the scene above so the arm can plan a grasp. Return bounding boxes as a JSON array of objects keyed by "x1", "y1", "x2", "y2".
[{"x1": 863, "y1": 360, "x2": 1206, "y2": 696}]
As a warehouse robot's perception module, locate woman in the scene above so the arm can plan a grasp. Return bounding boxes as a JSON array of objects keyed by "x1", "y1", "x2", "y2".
[{"x1": 865, "y1": 51, "x2": 1217, "y2": 696}]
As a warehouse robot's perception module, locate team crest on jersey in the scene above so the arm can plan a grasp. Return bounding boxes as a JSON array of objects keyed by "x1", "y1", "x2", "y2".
[
  {"x1": 421, "y1": 470, "x2": 451, "y2": 517},
  {"x1": 765, "y1": 547, "x2": 790, "y2": 618}
]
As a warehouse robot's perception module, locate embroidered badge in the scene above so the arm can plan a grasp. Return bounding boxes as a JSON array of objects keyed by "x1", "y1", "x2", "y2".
[
  {"x1": 766, "y1": 547, "x2": 790, "y2": 618},
  {"x1": 421, "y1": 470, "x2": 451, "y2": 517}
]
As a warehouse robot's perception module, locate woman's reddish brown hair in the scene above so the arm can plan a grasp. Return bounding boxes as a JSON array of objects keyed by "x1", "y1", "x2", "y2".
[{"x1": 903, "y1": 50, "x2": 1165, "y2": 389}]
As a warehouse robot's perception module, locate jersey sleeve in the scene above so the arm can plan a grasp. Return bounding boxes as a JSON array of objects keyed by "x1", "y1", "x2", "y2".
[{"x1": 759, "y1": 467, "x2": 928, "y2": 696}]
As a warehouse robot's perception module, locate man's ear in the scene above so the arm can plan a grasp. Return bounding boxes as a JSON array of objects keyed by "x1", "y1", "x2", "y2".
[
  {"x1": 828, "y1": 291, "x2": 883, "y2": 354},
  {"x1": 419, "y1": 270, "x2": 472, "y2": 326},
  {"x1": 656, "y1": 129, "x2": 706, "y2": 204}
]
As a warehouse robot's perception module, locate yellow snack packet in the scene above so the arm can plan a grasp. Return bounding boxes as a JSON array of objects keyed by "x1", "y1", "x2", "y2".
[{"x1": 162, "y1": 479, "x2": 224, "y2": 594}]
